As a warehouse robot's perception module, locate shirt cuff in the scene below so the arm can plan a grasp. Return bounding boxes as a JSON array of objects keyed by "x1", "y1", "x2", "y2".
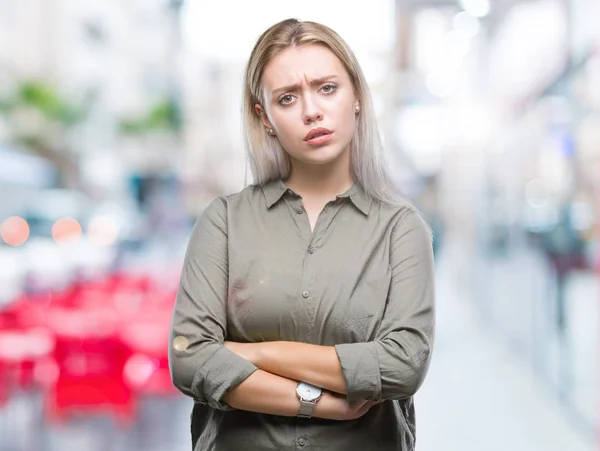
[
  {"x1": 191, "y1": 345, "x2": 258, "y2": 410},
  {"x1": 334, "y1": 342, "x2": 382, "y2": 401}
]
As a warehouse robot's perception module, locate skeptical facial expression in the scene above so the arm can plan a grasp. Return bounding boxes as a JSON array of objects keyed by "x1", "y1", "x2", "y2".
[{"x1": 256, "y1": 44, "x2": 359, "y2": 167}]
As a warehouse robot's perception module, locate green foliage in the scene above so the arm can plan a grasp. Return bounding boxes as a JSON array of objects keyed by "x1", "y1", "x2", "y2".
[
  {"x1": 118, "y1": 97, "x2": 182, "y2": 135},
  {"x1": 0, "y1": 80, "x2": 86, "y2": 125}
]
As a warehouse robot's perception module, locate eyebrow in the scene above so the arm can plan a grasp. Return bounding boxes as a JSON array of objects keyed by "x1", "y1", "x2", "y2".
[{"x1": 271, "y1": 75, "x2": 339, "y2": 97}]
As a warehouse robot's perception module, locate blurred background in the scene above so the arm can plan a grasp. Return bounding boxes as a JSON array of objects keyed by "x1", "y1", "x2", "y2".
[{"x1": 0, "y1": 0, "x2": 598, "y2": 450}]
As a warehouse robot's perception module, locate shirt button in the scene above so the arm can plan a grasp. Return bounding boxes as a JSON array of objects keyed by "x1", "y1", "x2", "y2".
[
  {"x1": 307, "y1": 246, "x2": 314, "y2": 254},
  {"x1": 302, "y1": 290, "x2": 310, "y2": 298},
  {"x1": 295, "y1": 206, "x2": 304, "y2": 214},
  {"x1": 298, "y1": 438, "x2": 306, "y2": 446}
]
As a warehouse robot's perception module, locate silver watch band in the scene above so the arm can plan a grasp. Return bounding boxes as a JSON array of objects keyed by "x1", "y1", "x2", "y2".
[{"x1": 297, "y1": 399, "x2": 317, "y2": 418}]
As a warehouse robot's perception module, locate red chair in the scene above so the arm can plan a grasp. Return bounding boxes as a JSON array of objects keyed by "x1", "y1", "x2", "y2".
[
  {"x1": 44, "y1": 308, "x2": 136, "y2": 426},
  {"x1": 0, "y1": 300, "x2": 56, "y2": 394}
]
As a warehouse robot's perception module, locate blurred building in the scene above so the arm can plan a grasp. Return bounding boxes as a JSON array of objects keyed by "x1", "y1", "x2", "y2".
[
  {"x1": 0, "y1": 0, "x2": 184, "y2": 196},
  {"x1": 180, "y1": 58, "x2": 247, "y2": 212}
]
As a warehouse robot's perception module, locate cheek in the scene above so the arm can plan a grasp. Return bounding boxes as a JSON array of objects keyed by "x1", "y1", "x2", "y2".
[
  {"x1": 274, "y1": 114, "x2": 297, "y2": 134},
  {"x1": 324, "y1": 96, "x2": 354, "y2": 124},
  {"x1": 334, "y1": 108, "x2": 357, "y2": 138},
  {"x1": 272, "y1": 112, "x2": 301, "y2": 144}
]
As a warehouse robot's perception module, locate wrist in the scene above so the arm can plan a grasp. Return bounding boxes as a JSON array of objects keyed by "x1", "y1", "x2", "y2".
[
  {"x1": 312, "y1": 391, "x2": 337, "y2": 420},
  {"x1": 296, "y1": 382, "x2": 323, "y2": 418}
]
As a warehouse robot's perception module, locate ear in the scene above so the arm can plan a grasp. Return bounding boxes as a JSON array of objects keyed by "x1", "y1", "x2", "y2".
[
  {"x1": 353, "y1": 88, "x2": 361, "y2": 108},
  {"x1": 255, "y1": 104, "x2": 273, "y2": 130}
]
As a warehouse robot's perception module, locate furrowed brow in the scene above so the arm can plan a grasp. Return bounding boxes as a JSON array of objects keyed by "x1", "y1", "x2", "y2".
[{"x1": 271, "y1": 75, "x2": 339, "y2": 97}]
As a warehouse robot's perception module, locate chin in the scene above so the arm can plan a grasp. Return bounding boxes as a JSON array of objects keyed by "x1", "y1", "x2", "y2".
[{"x1": 296, "y1": 146, "x2": 348, "y2": 166}]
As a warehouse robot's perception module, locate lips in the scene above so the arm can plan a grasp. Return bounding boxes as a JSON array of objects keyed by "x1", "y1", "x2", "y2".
[
  {"x1": 304, "y1": 127, "x2": 333, "y2": 142},
  {"x1": 304, "y1": 127, "x2": 333, "y2": 146}
]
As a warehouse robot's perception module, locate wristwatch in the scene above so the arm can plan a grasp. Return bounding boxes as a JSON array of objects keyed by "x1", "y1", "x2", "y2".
[{"x1": 296, "y1": 382, "x2": 323, "y2": 418}]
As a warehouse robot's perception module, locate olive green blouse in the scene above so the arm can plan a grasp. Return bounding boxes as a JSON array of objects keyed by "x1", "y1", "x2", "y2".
[{"x1": 169, "y1": 180, "x2": 436, "y2": 451}]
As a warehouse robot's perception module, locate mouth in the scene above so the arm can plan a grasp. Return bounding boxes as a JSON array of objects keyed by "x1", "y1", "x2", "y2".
[{"x1": 304, "y1": 128, "x2": 333, "y2": 146}]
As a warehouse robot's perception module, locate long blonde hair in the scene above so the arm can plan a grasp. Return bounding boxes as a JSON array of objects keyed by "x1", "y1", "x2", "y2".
[{"x1": 242, "y1": 18, "x2": 401, "y2": 205}]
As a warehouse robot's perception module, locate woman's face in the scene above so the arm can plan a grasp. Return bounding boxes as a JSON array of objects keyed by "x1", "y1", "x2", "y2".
[{"x1": 256, "y1": 44, "x2": 359, "y2": 168}]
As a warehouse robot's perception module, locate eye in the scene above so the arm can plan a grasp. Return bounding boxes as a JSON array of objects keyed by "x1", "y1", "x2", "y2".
[
  {"x1": 278, "y1": 94, "x2": 296, "y2": 105},
  {"x1": 320, "y1": 84, "x2": 337, "y2": 94}
]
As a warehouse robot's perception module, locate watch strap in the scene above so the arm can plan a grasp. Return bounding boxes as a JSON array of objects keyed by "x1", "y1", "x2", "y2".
[{"x1": 297, "y1": 399, "x2": 316, "y2": 418}]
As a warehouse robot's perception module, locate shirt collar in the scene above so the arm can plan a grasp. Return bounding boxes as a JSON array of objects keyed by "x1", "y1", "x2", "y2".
[
  {"x1": 262, "y1": 179, "x2": 372, "y2": 216},
  {"x1": 262, "y1": 179, "x2": 290, "y2": 209},
  {"x1": 335, "y1": 183, "x2": 372, "y2": 216}
]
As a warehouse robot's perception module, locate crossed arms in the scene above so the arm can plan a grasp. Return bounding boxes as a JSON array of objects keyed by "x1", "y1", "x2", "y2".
[{"x1": 168, "y1": 198, "x2": 435, "y2": 420}]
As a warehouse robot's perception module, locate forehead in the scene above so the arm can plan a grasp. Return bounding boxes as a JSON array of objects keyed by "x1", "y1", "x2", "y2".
[{"x1": 261, "y1": 44, "x2": 349, "y2": 89}]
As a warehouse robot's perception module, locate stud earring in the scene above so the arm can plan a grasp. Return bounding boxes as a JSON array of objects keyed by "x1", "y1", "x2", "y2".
[
  {"x1": 267, "y1": 128, "x2": 275, "y2": 136},
  {"x1": 355, "y1": 104, "x2": 360, "y2": 113}
]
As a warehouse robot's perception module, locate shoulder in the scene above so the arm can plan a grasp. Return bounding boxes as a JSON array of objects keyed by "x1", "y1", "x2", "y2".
[
  {"x1": 374, "y1": 197, "x2": 433, "y2": 243},
  {"x1": 222, "y1": 184, "x2": 263, "y2": 206},
  {"x1": 187, "y1": 186, "x2": 264, "y2": 252},
  {"x1": 200, "y1": 184, "x2": 263, "y2": 219}
]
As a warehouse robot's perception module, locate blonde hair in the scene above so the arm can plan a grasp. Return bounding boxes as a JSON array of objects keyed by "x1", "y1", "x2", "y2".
[{"x1": 242, "y1": 18, "x2": 401, "y2": 205}]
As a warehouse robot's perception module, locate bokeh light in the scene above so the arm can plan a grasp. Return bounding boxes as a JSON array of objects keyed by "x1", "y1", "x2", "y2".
[
  {"x1": 87, "y1": 216, "x2": 119, "y2": 246},
  {"x1": 52, "y1": 218, "x2": 82, "y2": 243},
  {"x1": 0, "y1": 216, "x2": 30, "y2": 246}
]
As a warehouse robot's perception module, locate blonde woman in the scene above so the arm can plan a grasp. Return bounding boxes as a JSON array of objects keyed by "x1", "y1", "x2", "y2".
[{"x1": 169, "y1": 18, "x2": 435, "y2": 451}]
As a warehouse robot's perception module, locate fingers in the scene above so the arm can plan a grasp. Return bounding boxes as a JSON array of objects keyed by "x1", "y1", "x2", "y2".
[
  {"x1": 353, "y1": 399, "x2": 386, "y2": 419},
  {"x1": 354, "y1": 402, "x2": 374, "y2": 419},
  {"x1": 332, "y1": 397, "x2": 386, "y2": 421}
]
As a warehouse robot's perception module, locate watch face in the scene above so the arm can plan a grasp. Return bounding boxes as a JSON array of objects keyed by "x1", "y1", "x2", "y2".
[{"x1": 296, "y1": 382, "x2": 322, "y2": 401}]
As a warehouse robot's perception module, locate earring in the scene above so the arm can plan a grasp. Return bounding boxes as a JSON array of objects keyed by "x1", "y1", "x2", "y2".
[
  {"x1": 267, "y1": 128, "x2": 275, "y2": 136},
  {"x1": 355, "y1": 104, "x2": 360, "y2": 113}
]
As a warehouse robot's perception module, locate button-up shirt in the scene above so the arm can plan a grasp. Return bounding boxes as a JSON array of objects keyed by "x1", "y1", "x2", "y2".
[{"x1": 169, "y1": 179, "x2": 436, "y2": 451}]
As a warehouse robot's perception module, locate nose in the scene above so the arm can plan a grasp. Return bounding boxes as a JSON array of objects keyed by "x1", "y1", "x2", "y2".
[{"x1": 302, "y1": 95, "x2": 323, "y2": 125}]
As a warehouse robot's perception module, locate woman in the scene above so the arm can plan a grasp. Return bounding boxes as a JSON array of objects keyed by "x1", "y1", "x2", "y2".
[{"x1": 169, "y1": 18, "x2": 435, "y2": 451}]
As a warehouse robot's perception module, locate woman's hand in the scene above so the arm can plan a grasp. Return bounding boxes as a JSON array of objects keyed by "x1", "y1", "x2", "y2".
[{"x1": 313, "y1": 392, "x2": 384, "y2": 421}]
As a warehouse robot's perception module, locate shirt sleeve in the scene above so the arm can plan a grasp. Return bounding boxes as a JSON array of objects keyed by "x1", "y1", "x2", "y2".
[
  {"x1": 335, "y1": 207, "x2": 436, "y2": 401},
  {"x1": 168, "y1": 197, "x2": 258, "y2": 410}
]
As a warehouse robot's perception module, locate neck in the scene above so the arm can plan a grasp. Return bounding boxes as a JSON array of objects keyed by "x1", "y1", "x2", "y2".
[{"x1": 285, "y1": 152, "x2": 353, "y2": 200}]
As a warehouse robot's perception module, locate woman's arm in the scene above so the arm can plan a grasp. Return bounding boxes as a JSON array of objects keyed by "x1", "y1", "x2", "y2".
[
  {"x1": 225, "y1": 341, "x2": 347, "y2": 395},
  {"x1": 222, "y1": 368, "x2": 380, "y2": 420},
  {"x1": 169, "y1": 198, "x2": 256, "y2": 411},
  {"x1": 337, "y1": 209, "x2": 435, "y2": 401}
]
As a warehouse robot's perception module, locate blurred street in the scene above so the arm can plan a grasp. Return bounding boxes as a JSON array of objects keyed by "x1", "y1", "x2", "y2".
[{"x1": 416, "y1": 241, "x2": 595, "y2": 451}]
